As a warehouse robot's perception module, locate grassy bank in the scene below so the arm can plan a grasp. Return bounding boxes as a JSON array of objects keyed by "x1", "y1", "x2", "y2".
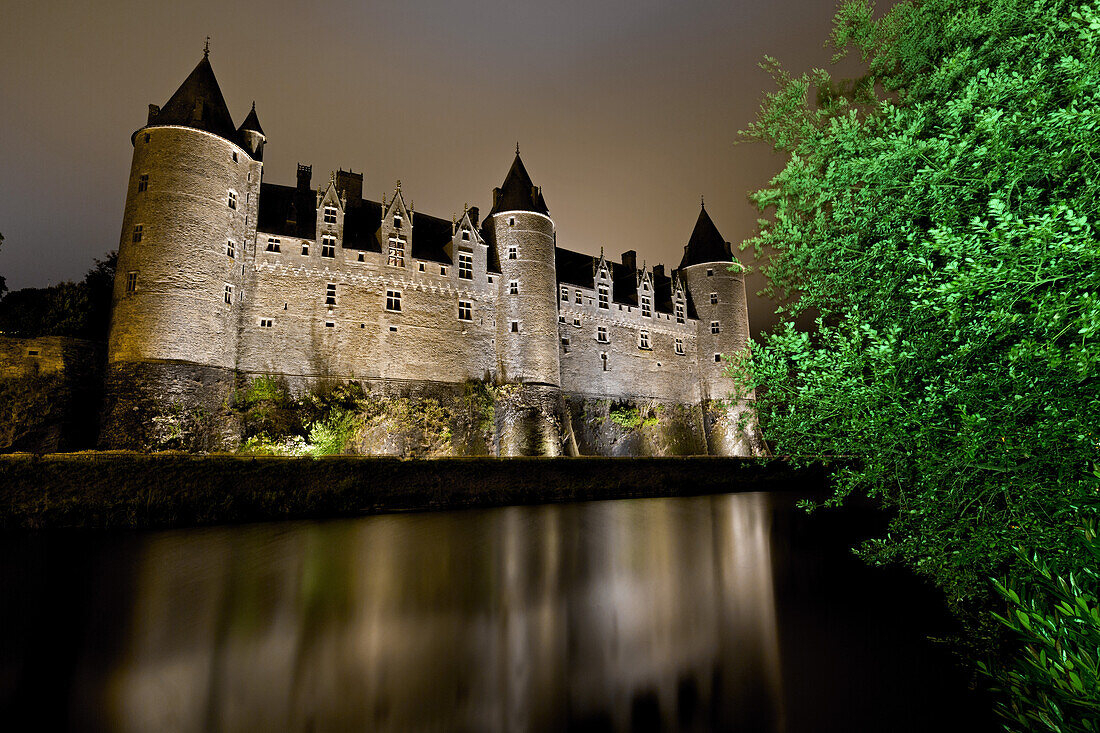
[{"x1": 0, "y1": 453, "x2": 826, "y2": 530}]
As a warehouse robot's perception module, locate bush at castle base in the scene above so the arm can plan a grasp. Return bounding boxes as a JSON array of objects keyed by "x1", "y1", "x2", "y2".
[{"x1": 737, "y1": 0, "x2": 1100, "y2": 728}]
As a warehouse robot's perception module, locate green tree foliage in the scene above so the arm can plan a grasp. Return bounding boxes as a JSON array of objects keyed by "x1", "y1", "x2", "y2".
[
  {"x1": 0, "y1": 251, "x2": 116, "y2": 340},
  {"x1": 736, "y1": 0, "x2": 1100, "y2": 726}
]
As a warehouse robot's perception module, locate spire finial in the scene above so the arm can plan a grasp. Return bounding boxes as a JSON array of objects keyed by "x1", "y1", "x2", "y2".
[
  {"x1": 396, "y1": 179, "x2": 401, "y2": 191},
  {"x1": 516, "y1": 141, "x2": 520, "y2": 156},
  {"x1": 204, "y1": 37, "x2": 210, "y2": 58},
  {"x1": 700, "y1": 194, "x2": 705, "y2": 210},
  {"x1": 251, "y1": 100, "x2": 256, "y2": 111}
]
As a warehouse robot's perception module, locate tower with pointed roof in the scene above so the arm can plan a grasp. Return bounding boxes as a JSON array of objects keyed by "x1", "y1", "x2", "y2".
[{"x1": 104, "y1": 50, "x2": 265, "y2": 447}]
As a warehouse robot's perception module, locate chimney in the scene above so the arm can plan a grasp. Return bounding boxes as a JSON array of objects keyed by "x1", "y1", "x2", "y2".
[
  {"x1": 492, "y1": 188, "x2": 501, "y2": 209},
  {"x1": 652, "y1": 264, "x2": 665, "y2": 280},
  {"x1": 296, "y1": 163, "x2": 312, "y2": 191},
  {"x1": 621, "y1": 250, "x2": 637, "y2": 272},
  {"x1": 468, "y1": 206, "x2": 480, "y2": 228},
  {"x1": 335, "y1": 168, "x2": 363, "y2": 204}
]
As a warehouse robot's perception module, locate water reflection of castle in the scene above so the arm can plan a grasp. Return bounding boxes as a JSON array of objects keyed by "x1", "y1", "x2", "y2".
[{"x1": 80, "y1": 495, "x2": 782, "y2": 731}]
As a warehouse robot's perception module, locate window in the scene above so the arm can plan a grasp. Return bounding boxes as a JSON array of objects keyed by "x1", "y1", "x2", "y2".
[
  {"x1": 325, "y1": 321, "x2": 335, "y2": 328},
  {"x1": 601, "y1": 352, "x2": 609, "y2": 371},
  {"x1": 560, "y1": 285, "x2": 568, "y2": 301},
  {"x1": 224, "y1": 284, "x2": 233, "y2": 304},
  {"x1": 226, "y1": 240, "x2": 235, "y2": 258},
  {"x1": 675, "y1": 337, "x2": 685, "y2": 355},
  {"x1": 508, "y1": 217, "x2": 515, "y2": 227},
  {"x1": 126, "y1": 272, "x2": 137, "y2": 293},
  {"x1": 488, "y1": 275, "x2": 495, "y2": 284},
  {"x1": 714, "y1": 353, "x2": 722, "y2": 362},
  {"x1": 710, "y1": 292, "x2": 718, "y2": 304},
  {"x1": 458, "y1": 299, "x2": 472, "y2": 321},
  {"x1": 418, "y1": 262, "x2": 425, "y2": 272},
  {"x1": 301, "y1": 242, "x2": 309, "y2": 256},
  {"x1": 394, "y1": 215, "x2": 402, "y2": 229},
  {"x1": 325, "y1": 283, "x2": 337, "y2": 306},
  {"x1": 137, "y1": 174, "x2": 148, "y2": 192},
  {"x1": 321, "y1": 235, "x2": 336, "y2": 258},
  {"x1": 641, "y1": 295, "x2": 652, "y2": 318},
  {"x1": 572, "y1": 316, "x2": 581, "y2": 328},
  {"x1": 132, "y1": 224, "x2": 143, "y2": 243},
  {"x1": 386, "y1": 289, "x2": 401, "y2": 312},
  {"x1": 559, "y1": 315, "x2": 566, "y2": 324},
  {"x1": 228, "y1": 190, "x2": 237, "y2": 210},
  {"x1": 639, "y1": 330, "x2": 650, "y2": 349},
  {"x1": 458, "y1": 252, "x2": 473, "y2": 280},
  {"x1": 706, "y1": 268, "x2": 714, "y2": 277},
  {"x1": 676, "y1": 302, "x2": 685, "y2": 324},
  {"x1": 232, "y1": 151, "x2": 238, "y2": 163},
  {"x1": 642, "y1": 282, "x2": 649, "y2": 292},
  {"x1": 143, "y1": 133, "x2": 150, "y2": 143},
  {"x1": 507, "y1": 245, "x2": 517, "y2": 260},
  {"x1": 388, "y1": 237, "x2": 405, "y2": 267},
  {"x1": 575, "y1": 290, "x2": 582, "y2": 305},
  {"x1": 462, "y1": 230, "x2": 470, "y2": 241},
  {"x1": 324, "y1": 206, "x2": 337, "y2": 224},
  {"x1": 711, "y1": 321, "x2": 720, "y2": 334},
  {"x1": 597, "y1": 325, "x2": 609, "y2": 343},
  {"x1": 440, "y1": 266, "x2": 448, "y2": 276},
  {"x1": 561, "y1": 335, "x2": 571, "y2": 349},
  {"x1": 357, "y1": 252, "x2": 364, "y2": 262},
  {"x1": 266, "y1": 237, "x2": 280, "y2": 252},
  {"x1": 510, "y1": 320, "x2": 519, "y2": 333},
  {"x1": 508, "y1": 280, "x2": 519, "y2": 295},
  {"x1": 598, "y1": 284, "x2": 609, "y2": 309},
  {"x1": 259, "y1": 318, "x2": 273, "y2": 328}
]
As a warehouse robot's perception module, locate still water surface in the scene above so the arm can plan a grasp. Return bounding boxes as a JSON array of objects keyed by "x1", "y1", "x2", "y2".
[{"x1": 1, "y1": 492, "x2": 993, "y2": 732}]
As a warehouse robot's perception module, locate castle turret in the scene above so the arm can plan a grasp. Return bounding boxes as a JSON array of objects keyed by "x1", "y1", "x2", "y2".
[
  {"x1": 486, "y1": 149, "x2": 563, "y2": 455},
  {"x1": 102, "y1": 50, "x2": 262, "y2": 449},
  {"x1": 677, "y1": 202, "x2": 759, "y2": 456}
]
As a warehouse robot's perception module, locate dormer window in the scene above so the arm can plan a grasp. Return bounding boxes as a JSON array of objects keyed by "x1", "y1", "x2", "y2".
[
  {"x1": 321, "y1": 235, "x2": 336, "y2": 258},
  {"x1": 560, "y1": 285, "x2": 568, "y2": 302},
  {"x1": 458, "y1": 252, "x2": 473, "y2": 280},
  {"x1": 266, "y1": 237, "x2": 280, "y2": 253},
  {"x1": 642, "y1": 282, "x2": 649, "y2": 292},
  {"x1": 641, "y1": 295, "x2": 652, "y2": 318},
  {"x1": 598, "y1": 284, "x2": 609, "y2": 309},
  {"x1": 462, "y1": 230, "x2": 470, "y2": 241},
  {"x1": 324, "y1": 206, "x2": 337, "y2": 224},
  {"x1": 388, "y1": 237, "x2": 405, "y2": 267},
  {"x1": 575, "y1": 290, "x2": 582, "y2": 305},
  {"x1": 676, "y1": 302, "x2": 685, "y2": 324},
  {"x1": 394, "y1": 215, "x2": 402, "y2": 229}
]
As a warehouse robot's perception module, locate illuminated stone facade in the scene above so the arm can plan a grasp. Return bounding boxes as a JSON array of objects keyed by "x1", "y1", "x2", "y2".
[{"x1": 104, "y1": 53, "x2": 762, "y2": 456}]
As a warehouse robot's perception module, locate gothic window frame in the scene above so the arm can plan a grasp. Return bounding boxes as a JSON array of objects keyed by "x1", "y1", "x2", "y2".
[
  {"x1": 458, "y1": 299, "x2": 473, "y2": 321},
  {"x1": 386, "y1": 289, "x2": 402, "y2": 312},
  {"x1": 458, "y1": 251, "x2": 473, "y2": 280},
  {"x1": 323, "y1": 206, "x2": 337, "y2": 225},
  {"x1": 598, "y1": 284, "x2": 609, "y2": 309}
]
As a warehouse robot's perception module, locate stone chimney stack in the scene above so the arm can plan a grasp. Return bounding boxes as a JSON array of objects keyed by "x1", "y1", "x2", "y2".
[{"x1": 621, "y1": 250, "x2": 637, "y2": 272}]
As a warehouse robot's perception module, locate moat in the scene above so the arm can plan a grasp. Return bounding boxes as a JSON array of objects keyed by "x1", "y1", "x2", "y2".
[{"x1": 0, "y1": 489, "x2": 994, "y2": 731}]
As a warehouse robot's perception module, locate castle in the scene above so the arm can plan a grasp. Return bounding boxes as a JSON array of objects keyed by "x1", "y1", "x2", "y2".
[{"x1": 103, "y1": 51, "x2": 760, "y2": 456}]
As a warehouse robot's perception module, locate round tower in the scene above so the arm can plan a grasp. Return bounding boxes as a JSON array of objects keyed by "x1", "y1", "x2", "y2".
[
  {"x1": 488, "y1": 150, "x2": 563, "y2": 456},
  {"x1": 102, "y1": 51, "x2": 262, "y2": 449},
  {"x1": 677, "y1": 202, "x2": 761, "y2": 456}
]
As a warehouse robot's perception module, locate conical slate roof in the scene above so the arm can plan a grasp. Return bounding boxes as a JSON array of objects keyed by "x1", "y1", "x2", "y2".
[
  {"x1": 489, "y1": 152, "x2": 549, "y2": 216},
  {"x1": 238, "y1": 102, "x2": 264, "y2": 136},
  {"x1": 678, "y1": 204, "x2": 733, "y2": 269},
  {"x1": 148, "y1": 54, "x2": 237, "y2": 142}
]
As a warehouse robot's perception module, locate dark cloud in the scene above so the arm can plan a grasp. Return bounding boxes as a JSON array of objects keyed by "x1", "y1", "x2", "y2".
[{"x1": 0, "y1": 0, "x2": 866, "y2": 337}]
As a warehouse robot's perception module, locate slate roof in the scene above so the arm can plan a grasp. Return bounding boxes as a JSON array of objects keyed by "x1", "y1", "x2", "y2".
[
  {"x1": 678, "y1": 205, "x2": 734, "y2": 269},
  {"x1": 238, "y1": 102, "x2": 264, "y2": 136},
  {"x1": 554, "y1": 247, "x2": 690, "y2": 315},
  {"x1": 257, "y1": 183, "x2": 456, "y2": 264},
  {"x1": 144, "y1": 54, "x2": 241, "y2": 145},
  {"x1": 488, "y1": 153, "x2": 549, "y2": 216}
]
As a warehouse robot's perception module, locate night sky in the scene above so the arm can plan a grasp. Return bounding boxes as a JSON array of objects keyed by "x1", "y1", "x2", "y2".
[{"x1": 0, "y1": 0, "x2": 863, "y2": 336}]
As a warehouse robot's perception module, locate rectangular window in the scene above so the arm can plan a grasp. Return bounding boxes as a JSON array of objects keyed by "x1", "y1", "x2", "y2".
[
  {"x1": 641, "y1": 295, "x2": 652, "y2": 318},
  {"x1": 394, "y1": 215, "x2": 402, "y2": 229},
  {"x1": 488, "y1": 275, "x2": 495, "y2": 284},
  {"x1": 711, "y1": 321, "x2": 720, "y2": 334},
  {"x1": 458, "y1": 252, "x2": 473, "y2": 280},
  {"x1": 559, "y1": 315, "x2": 566, "y2": 324},
  {"x1": 228, "y1": 190, "x2": 237, "y2": 210},
  {"x1": 714, "y1": 353, "x2": 722, "y2": 362},
  {"x1": 232, "y1": 151, "x2": 238, "y2": 163},
  {"x1": 508, "y1": 280, "x2": 519, "y2": 295},
  {"x1": 266, "y1": 237, "x2": 280, "y2": 252},
  {"x1": 321, "y1": 235, "x2": 336, "y2": 258},
  {"x1": 224, "y1": 284, "x2": 233, "y2": 304},
  {"x1": 597, "y1": 325, "x2": 609, "y2": 343},
  {"x1": 510, "y1": 320, "x2": 519, "y2": 333},
  {"x1": 462, "y1": 230, "x2": 470, "y2": 241},
  {"x1": 418, "y1": 262, "x2": 425, "y2": 272},
  {"x1": 137, "y1": 174, "x2": 148, "y2": 192},
  {"x1": 324, "y1": 206, "x2": 337, "y2": 224},
  {"x1": 601, "y1": 352, "x2": 609, "y2": 371},
  {"x1": 561, "y1": 335, "x2": 570, "y2": 350},
  {"x1": 598, "y1": 284, "x2": 609, "y2": 309},
  {"x1": 675, "y1": 337, "x2": 685, "y2": 355},
  {"x1": 706, "y1": 268, "x2": 713, "y2": 277},
  {"x1": 639, "y1": 330, "x2": 650, "y2": 350},
  {"x1": 226, "y1": 240, "x2": 235, "y2": 258},
  {"x1": 357, "y1": 252, "x2": 364, "y2": 262},
  {"x1": 573, "y1": 316, "x2": 581, "y2": 328},
  {"x1": 132, "y1": 224, "x2": 143, "y2": 243},
  {"x1": 676, "y1": 302, "x2": 685, "y2": 324},
  {"x1": 575, "y1": 290, "x2": 582, "y2": 305},
  {"x1": 126, "y1": 272, "x2": 137, "y2": 293},
  {"x1": 440, "y1": 266, "x2": 448, "y2": 276},
  {"x1": 325, "y1": 321, "x2": 335, "y2": 328},
  {"x1": 388, "y1": 237, "x2": 405, "y2": 267},
  {"x1": 710, "y1": 292, "x2": 719, "y2": 304},
  {"x1": 259, "y1": 318, "x2": 273, "y2": 328},
  {"x1": 507, "y1": 245, "x2": 517, "y2": 260},
  {"x1": 301, "y1": 242, "x2": 309, "y2": 256},
  {"x1": 386, "y1": 289, "x2": 401, "y2": 312},
  {"x1": 458, "y1": 299, "x2": 472, "y2": 321},
  {"x1": 508, "y1": 217, "x2": 515, "y2": 227},
  {"x1": 326, "y1": 283, "x2": 337, "y2": 305},
  {"x1": 560, "y1": 285, "x2": 568, "y2": 301}
]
